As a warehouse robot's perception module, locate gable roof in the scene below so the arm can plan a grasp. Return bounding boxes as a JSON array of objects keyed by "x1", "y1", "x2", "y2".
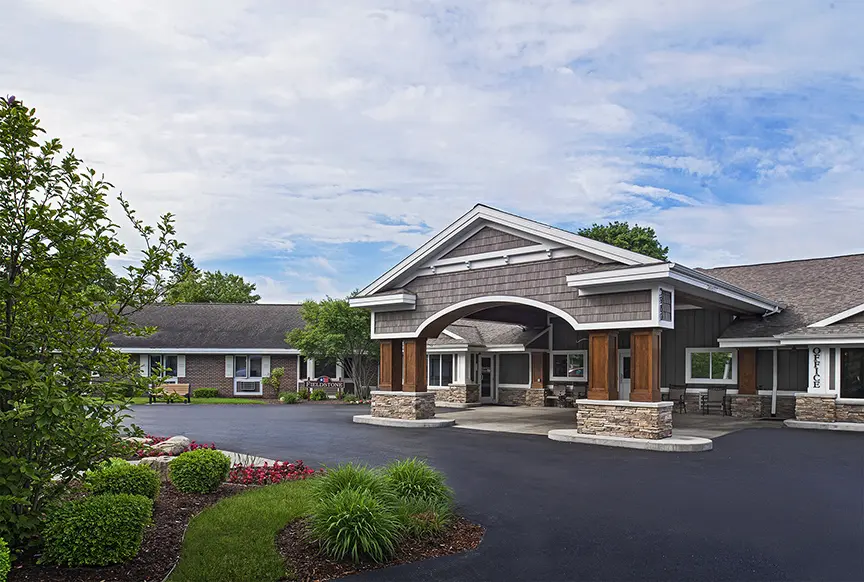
[
  {"x1": 109, "y1": 303, "x2": 305, "y2": 352},
  {"x1": 429, "y1": 318, "x2": 543, "y2": 347},
  {"x1": 701, "y1": 253, "x2": 864, "y2": 339},
  {"x1": 357, "y1": 204, "x2": 663, "y2": 297}
]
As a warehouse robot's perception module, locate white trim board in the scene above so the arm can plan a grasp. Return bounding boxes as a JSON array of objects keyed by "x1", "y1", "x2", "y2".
[
  {"x1": 357, "y1": 205, "x2": 660, "y2": 297},
  {"x1": 117, "y1": 347, "x2": 301, "y2": 355},
  {"x1": 809, "y1": 303, "x2": 864, "y2": 327}
]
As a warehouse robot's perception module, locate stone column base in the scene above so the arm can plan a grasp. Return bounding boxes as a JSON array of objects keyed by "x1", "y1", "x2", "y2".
[
  {"x1": 835, "y1": 399, "x2": 864, "y2": 423},
  {"x1": 497, "y1": 387, "x2": 545, "y2": 406},
  {"x1": 371, "y1": 391, "x2": 436, "y2": 420},
  {"x1": 731, "y1": 394, "x2": 763, "y2": 418},
  {"x1": 795, "y1": 393, "x2": 836, "y2": 422},
  {"x1": 576, "y1": 400, "x2": 673, "y2": 440},
  {"x1": 431, "y1": 383, "x2": 480, "y2": 406}
]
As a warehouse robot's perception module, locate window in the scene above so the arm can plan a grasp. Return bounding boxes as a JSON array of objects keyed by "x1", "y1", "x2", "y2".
[
  {"x1": 149, "y1": 354, "x2": 178, "y2": 379},
  {"x1": 234, "y1": 355, "x2": 248, "y2": 378},
  {"x1": 315, "y1": 360, "x2": 338, "y2": 379},
  {"x1": 686, "y1": 348, "x2": 737, "y2": 384},
  {"x1": 551, "y1": 351, "x2": 587, "y2": 381},
  {"x1": 660, "y1": 289, "x2": 673, "y2": 322},
  {"x1": 498, "y1": 353, "x2": 530, "y2": 386},
  {"x1": 428, "y1": 354, "x2": 454, "y2": 387},
  {"x1": 841, "y1": 348, "x2": 864, "y2": 399},
  {"x1": 469, "y1": 353, "x2": 480, "y2": 384},
  {"x1": 299, "y1": 356, "x2": 307, "y2": 380}
]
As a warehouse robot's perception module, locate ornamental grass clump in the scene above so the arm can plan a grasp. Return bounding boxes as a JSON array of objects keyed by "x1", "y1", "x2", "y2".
[
  {"x1": 40, "y1": 494, "x2": 152, "y2": 566},
  {"x1": 309, "y1": 463, "x2": 390, "y2": 502},
  {"x1": 86, "y1": 462, "x2": 160, "y2": 500},
  {"x1": 170, "y1": 449, "x2": 231, "y2": 493},
  {"x1": 382, "y1": 458, "x2": 454, "y2": 505},
  {"x1": 308, "y1": 487, "x2": 402, "y2": 563}
]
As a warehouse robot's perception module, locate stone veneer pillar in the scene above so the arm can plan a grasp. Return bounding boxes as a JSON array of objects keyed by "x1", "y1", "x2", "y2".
[
  {"x1": 588, "y1": 331, "x2": 618, "y2": 400},
  {"x1": 371, "y1": 391, "x2": 437, "y2": 420},
  {"x1": 794, "y1": 393, "x2": 836, "y2": 422},
  {"x1": 731, "y1": 394, "x2": 764, "y2": 418},
  {"x1": 430, "y1": 383, "x2": 480, "y2": 406},
  {"x1": 576, "y1": 400, "x2": 673, "y2": 440}
]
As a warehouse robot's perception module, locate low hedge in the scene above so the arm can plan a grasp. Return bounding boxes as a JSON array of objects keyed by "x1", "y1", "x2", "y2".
[
  {"x1": 41, "y1": 494, "x2": 152, "y2": 566},
  {"x1": 86, "y1": 462, "x2": 161, "y2": 500},
  {"x1": 309, "y1": 389, "x2": 328, "y2": 401},
  {"x1": 0, "y1": 537, "x2": 10, "y2": 581},
  {"x1": 279, "y1": 391, "x2": 300, "y2": 404},
  {"x1": 170, "y1": 449, "x2": 231, "y2": 493},
  {"x1": 193, "y1": 388, "x2": 219, "y2": 398}
]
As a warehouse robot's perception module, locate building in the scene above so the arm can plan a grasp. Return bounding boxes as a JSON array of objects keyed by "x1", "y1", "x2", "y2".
[
  {"x1": 109, "y1": 303, "x2": 347, "y2": 398},
  {"x1": 349, "y1": 204, "x2": 864, "y2": 436}
]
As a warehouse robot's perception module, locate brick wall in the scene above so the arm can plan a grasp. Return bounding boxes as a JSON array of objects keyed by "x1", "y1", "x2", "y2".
[{"x1": 178, "y1": 354, "x2": 298, "y2": 399}]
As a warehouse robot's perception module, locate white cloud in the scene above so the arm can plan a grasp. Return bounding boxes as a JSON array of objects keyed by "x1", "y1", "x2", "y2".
[{"x1": 2, "y1": 0, "x2": 863, "y2": 300}]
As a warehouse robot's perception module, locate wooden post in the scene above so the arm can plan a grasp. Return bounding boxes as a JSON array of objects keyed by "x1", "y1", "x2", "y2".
[
  {"x1": 403, "y1": 338, "x2": 427, "y2": 392},
  {"x1": 738, "y1": 347, "x2": 757, "y2": 395},
  {"x1": 630, "y1": 329, "x2": 662, "y2": 402},
  {"x1": 531, "y1": 352, "x2": 546, "y2": 389},
  {"x1": 378, "y1": 339, "x2": 403, "y2": 392},
  {"x1": 588, "y1": 331, "x2": 618, "y2": 400}
]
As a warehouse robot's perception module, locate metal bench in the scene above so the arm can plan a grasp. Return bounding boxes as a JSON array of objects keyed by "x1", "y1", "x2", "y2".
[{"x1": 148, "y1": 383, "x2": 191, "y2": 404}]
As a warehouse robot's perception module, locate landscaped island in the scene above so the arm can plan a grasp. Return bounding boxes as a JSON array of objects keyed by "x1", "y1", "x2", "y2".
[{"x1": 5, "y1": 437, "x2": 482, "y2": 582}]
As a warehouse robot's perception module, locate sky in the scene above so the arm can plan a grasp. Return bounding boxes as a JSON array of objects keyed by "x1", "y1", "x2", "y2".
[{"x1": 3, "y1": 0, "x2": 863, "y2": 303}]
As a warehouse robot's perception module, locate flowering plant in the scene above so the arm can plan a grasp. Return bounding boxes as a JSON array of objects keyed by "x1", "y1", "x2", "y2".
[{"x1": 227, "y1": 460, "x2": 321, "y2": 485}]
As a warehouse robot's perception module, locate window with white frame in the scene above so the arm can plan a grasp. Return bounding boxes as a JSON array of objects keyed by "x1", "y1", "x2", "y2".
[
  {"x1": 428, "y1": 354, "x2": 454, "y2": 387},
  {"x1": 234, "y1": 355, "x2": 265, "y2": 393},
  {"x1": 498, "y1": 353, "x2": 530, "y2": 386},
  {"x1": 685, "y1": 348, "x2": 737, "y2": 384},
  {"x1": 551, "y1": 351, "x2": 587, "y2": 381},
  {"x1": 468, "y1": 353, "x2": 481, "y2": 385},
  {"x1": 148, "y1": 354, "x2": 179, "y2": 381}
]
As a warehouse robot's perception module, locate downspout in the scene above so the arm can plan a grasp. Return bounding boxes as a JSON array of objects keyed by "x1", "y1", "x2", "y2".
[{"x1": 771, "y1": 348, "x2": 778, "y2": 417}]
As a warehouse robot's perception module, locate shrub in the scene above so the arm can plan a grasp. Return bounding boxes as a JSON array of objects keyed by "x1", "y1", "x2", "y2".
[
  {"x1": 279, "y1": 391, "x2": 300, "y2": 404},
  {"x1": 0, "y1": 537, "x2": 9, "y2": 581},
  {"x1": 310, "y1": 463, "x2": 390, "y2": 501},
  {"x1": 193, "y1": 388, "x2": 219, "y2": 398},
  {"x1": 298, "y1": 388, "x2": 310, "y2": 400},
  {"x1": 342, "y1": 393, "x2": 358, "y2": 403},
  {"x1": 86, "y1": 462, "x2": 161, "y2": 500},
  {"x1": 227, "y1": 460, "x2": 318, "y2": 485},
  {"x1": 169, "y1": 449, "x2": 231, "y2": 493},
  {"x1": 309, "y1": 488, "x2": 402, "y2": 563},
  {"x1": 310, "y1": 389, "x2": 328, "y2": 401},
  {"x1": 382, "y1": 458, "x2": 453, "y2": 506},
  {"x1": 40, "y1": 494, "x2": 152, "y2": 566},
  {"x1": 396, "y1": 497, "x2": 452, "y2": 538}
]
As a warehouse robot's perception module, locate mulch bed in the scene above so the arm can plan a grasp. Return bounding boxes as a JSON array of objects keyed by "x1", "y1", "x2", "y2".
[
  {"x1": 10, "y1": 482, "x2": 246, "y2": 582},
  {"x1": 277, "y1": 516, "x2": 485, "y2": 582}
]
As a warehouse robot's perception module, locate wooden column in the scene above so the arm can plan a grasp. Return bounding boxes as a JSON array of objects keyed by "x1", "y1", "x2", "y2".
[
  {"x1": 588, "y1": 331, "x2": 618, "y2": 400},
  {"x1": 630, "y1": 329, "x2": 662, "y2": 402},
  {"x1": 531, "y1": 352, "x2": 546, "y2": 389},
  {"x1": 378, "y1": 339, "x2": 403, "y2": 392},
  {"x1": 403, "y1": 338, "x2": 427, "y2": 392},
  {"x1": 738, "y1": 347, "x2": 757, "y2": 395}
]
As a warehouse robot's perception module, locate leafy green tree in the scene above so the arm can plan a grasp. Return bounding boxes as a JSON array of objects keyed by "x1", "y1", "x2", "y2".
[
  {"x1": 0, "y1": 96, "x2": 181, "y2": 549},
  {"x1": 170, "y1": 252, "x2": 196, "y2": 279},
  {"x1": 167, "y1": 268, "x2": 260, "y2": 303},
  {"x1": 577, "y1": 221, "x2": 669, "y2": 261},
  {"x1": 286, "y1": 296, "x2": 379, "y2": 399}
]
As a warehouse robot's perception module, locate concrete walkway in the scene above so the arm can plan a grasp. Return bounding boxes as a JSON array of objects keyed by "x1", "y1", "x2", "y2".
[{"x1": 435, "y1": 405, "x2": 783, "y2": 438}]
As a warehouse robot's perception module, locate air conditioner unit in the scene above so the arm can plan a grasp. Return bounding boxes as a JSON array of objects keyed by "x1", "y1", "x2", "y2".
[{"x1": 235, "y1": 380, "x2": 261, "y2": 393}]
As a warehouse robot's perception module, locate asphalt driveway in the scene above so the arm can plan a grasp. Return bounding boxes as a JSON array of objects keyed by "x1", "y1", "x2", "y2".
[{"x1": 130, "y1": 404, "x2": 864, "y2": 582}]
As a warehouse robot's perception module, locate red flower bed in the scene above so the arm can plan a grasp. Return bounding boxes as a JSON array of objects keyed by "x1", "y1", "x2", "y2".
[{"x1": 227, "y1": 460, "x2": 321, "y2": 485}]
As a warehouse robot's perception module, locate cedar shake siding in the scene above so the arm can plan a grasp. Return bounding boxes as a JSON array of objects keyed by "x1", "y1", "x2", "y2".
[
  {"x1": 441, "y1": 226, "x2": 536, "y2": 259},
  {"x1": 374, "y1": 256, "x2": 652, "y2": 335},
  {"x1": 179, "y1": 354, "x2": 299, "y2": 399}
]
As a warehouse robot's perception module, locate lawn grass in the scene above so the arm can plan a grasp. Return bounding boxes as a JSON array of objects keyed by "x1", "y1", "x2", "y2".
[{"x1": 169, "y1": 480, "x2": 314, "y2": 582}]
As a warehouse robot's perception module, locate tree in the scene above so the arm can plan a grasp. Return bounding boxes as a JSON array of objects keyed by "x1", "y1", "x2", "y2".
[
  {"x1": 170, "y1": 252, "x2": 196, "y2": 279},
  {"x1": 0, "y1": 96, "x2": 182, "y2": 549},
  {"x1": 167, "y1": 268, "x2": 260, "y2": 303},
  {"x1": 286, "y1": 296, "x2": 379, "y2": 399},
  {"x1": 577, "y1": 221, "x2": 669, "y2": 261}
]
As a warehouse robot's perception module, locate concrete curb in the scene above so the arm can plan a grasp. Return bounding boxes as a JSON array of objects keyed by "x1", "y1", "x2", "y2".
[
  {"x1": 784, "y1": 419, "x2": 864, "y2": 432},
  {"x1": 436, "y1": 402, "x2": 483, "y2": 409},
  {"x1": 353, "y1": 414, "x2": 456, "y2": 428},
  {"x1": 548, "y1": 429, "x2": 713, "y2": 452}
]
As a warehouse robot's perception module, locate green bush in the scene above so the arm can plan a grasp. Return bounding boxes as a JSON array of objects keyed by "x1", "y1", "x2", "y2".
[
  {"x1": 193, "y1": 388, "x2": 219, "y2": 398},
  {"x1": 298, "y1": 388, "x2": 310, "y2": 400},
  {"x1": 309, "y1": 488, "x2": 402, "y2": 563},
  {"x1": 396, "y1": 497, "x2": 452, "y2": 538},
  {"x1": 0, "y1": 537, "x2": 9, "y2": 581},
  {"x1": 382, "y1": 458, "x2": 454, "y2": 506},
  {"x1": 40, "y1": 494, "x2": 152, "y2": 566},
  {"x1": 310, "y1": 463, "x2": 390, "y2": 501},
  {"x1": 279, "y1": 391, "x2": 300, "y2": 404},
  {"x1": 170, "y1": 449, "x2": 231, "y2": 493},
  {"x1": 342, "y1": 393, "x2": 358, "y2": 403},
  {"x1": 86, "y1": 462, "x2": 160, "y2": 500},
  {"x1": 310, "y1": 389, "x2": 328, "y2": 401}
]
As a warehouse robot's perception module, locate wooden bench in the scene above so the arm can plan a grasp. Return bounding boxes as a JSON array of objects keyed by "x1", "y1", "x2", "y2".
[{"x1": 148, "y1": 383, "x2": 191, "y2": 404}]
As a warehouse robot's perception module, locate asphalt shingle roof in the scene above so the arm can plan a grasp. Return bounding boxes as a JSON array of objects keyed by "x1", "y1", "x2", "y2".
[
  {"x1": 109, "y1": 303, "x2": 305, "y2": 350},
  {"x1": 699, "y1": 253, "x2": 864, "y2": 338},
  {"x1": 430, "y1": 319, "x2": 542, "y2": 346}
]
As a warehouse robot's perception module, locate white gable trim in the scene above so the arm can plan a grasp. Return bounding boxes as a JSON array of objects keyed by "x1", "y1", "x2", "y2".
[
  {"x1": 808, "y1": 303, "x2": 864, "y2": 328},
  {"x1": 358, "y1": 205, "x2": 660, "y2": 297},
  {"x1": 441, "y1": 329, "x2": 464, "y2": 341}
]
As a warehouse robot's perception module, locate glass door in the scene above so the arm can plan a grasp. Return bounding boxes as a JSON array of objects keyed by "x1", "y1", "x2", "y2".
[
  {"x1": 618, "y1": 349, "x2": 631, "y2": 400},
  {"x1": 480, "y1": 355, "x2": 495, "y2": 403}
]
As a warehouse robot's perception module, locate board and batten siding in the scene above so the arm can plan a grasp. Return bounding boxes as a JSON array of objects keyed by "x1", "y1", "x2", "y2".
[
  {"x1": 374, "y1": 256, "x2": 652, "y2": 335},
  {"x1": 756, "y1": 347, "x2": 808, "y2": 392},
  {"x1": 441, "y1": 226, "x2": 536, "y2": 259},
  {"x1": 660, "y1": 309, "x2": 735, "y2": 386}
]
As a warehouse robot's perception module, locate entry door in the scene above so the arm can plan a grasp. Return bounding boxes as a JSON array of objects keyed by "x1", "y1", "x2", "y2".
[
  {"x1": 480, "y1": 355, "x2": 495, "y2": 403},
  {"x1": 619, "y1": 349, "x2": 631, "y2": 400}
]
